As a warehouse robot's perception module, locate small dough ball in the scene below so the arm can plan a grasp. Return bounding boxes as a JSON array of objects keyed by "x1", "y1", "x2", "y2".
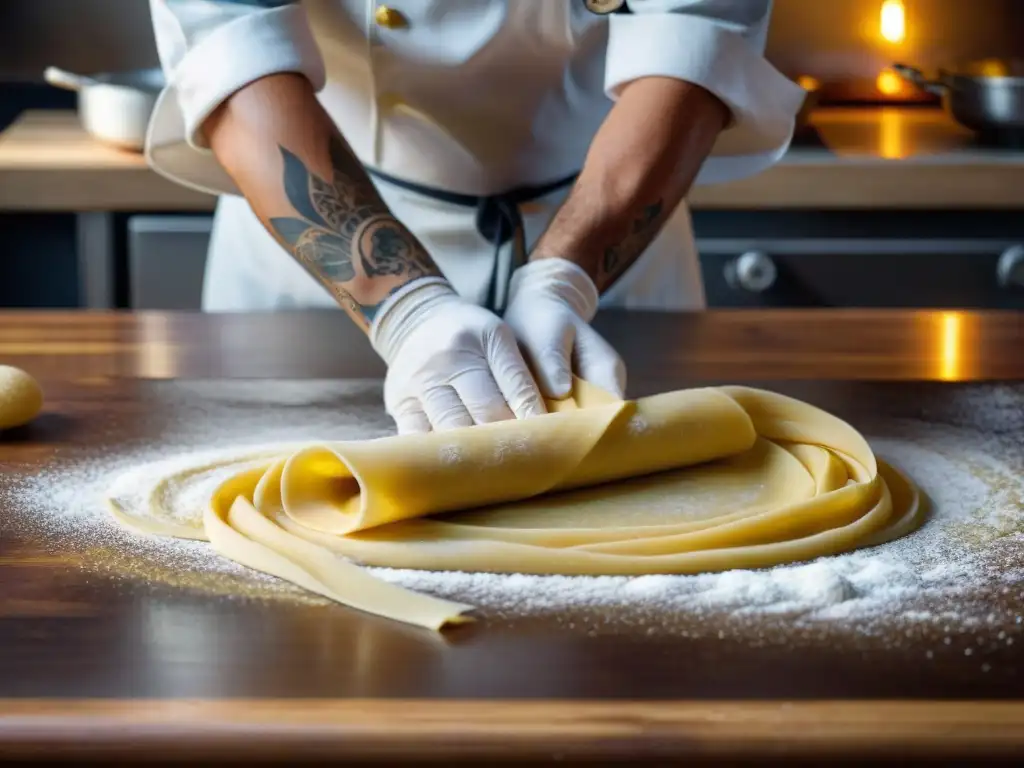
[{"x1": 0, "y1": 365, "x2": 43, "y2": 430}]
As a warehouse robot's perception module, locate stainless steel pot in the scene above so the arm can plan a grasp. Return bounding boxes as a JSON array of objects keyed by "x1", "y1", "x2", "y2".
[
  {"x1": 893, "y1": 60, "x2": 1024, "y2": 134},
  {"x1": 43, "y1": 66, "x2": 164, "y2": 152}
]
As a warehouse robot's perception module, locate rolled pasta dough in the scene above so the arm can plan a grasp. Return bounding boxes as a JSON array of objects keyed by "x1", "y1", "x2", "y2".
[{"x1": 108, "y1": 382, "x2": 923, "y2": 631}]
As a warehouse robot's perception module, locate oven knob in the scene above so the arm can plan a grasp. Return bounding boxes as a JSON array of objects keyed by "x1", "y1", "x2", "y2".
[
  {"x1": 726, "y1": 250, "x2": 777, "y2": 293},
  {"x1": 996, "y1": 245, "x2": 1024, "y2": 288}
]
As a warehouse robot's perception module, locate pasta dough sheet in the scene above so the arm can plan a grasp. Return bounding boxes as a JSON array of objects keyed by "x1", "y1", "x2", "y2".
[{"x1": 107, "y1": 382, "x2": 923, "y2": 631}]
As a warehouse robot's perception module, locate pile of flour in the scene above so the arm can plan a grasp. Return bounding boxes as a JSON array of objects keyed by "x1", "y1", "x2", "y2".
[{"x1": 4, "y1": 380, "x2": 1023, "y2": 643}]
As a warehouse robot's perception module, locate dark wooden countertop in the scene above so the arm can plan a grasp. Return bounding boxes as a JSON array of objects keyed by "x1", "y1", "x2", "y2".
[{"x1": 1, "y1": 310, "x2": 1023, "y2": 764}]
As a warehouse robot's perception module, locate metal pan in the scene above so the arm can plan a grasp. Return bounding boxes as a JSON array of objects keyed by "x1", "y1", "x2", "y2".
[
  {"x1": 44, "y1": 66, "x2": 164, "y2": 152},
  {"x1": 893, "y1": 59, "x2": 1024, "y2": 134}
]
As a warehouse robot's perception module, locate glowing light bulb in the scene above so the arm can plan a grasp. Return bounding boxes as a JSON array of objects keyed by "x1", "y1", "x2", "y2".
[{"x1": 880, "y1": 0, "x2": 906, "y2": 44}]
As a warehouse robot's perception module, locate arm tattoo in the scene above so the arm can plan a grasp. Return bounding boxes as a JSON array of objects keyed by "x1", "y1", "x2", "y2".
[
  {"x1": 268, "y1": 134, "x2": 438, "y2": 327},
  {"x1": 359, "y1": 216, "x2": 430, "y2": 277},
  {"x1": 598, "y1": 199, "x2": 666, "y2": 289}
]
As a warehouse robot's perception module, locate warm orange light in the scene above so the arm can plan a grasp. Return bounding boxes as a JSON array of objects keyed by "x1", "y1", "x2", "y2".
[
  {"x1": 977, "y1": 59, "x2": 1009, "y2": 77},
  {"x1": 880, "y1": 0, "x2": 906, "y2": 43},
  {"x1": 876, "y1": 69, "x2": 904, "y2": 96},
  {"x1": 797, "y1": 75, "x2": 820, "y2": 91},
  {"x1": 879, "y1": 108, "x2": 906, "y2": 159},
  {"x1": 938, "y1": 312, "x2": 962, "y2": 381}
]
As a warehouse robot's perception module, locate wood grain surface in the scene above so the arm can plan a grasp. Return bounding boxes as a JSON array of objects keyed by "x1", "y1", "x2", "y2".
[
  {"x1": 0, "y1": 310, "x2": 1022, "y2": 763},
  {"x1": 1, "y1": 699, "x2": 1023, "y2": 763},
  {"x1": 1, "y1": 308, "x2": 1021, "y2": 382},
  {"x1": 3, "y1": 109, "x2": 1024, "y2": 212}
]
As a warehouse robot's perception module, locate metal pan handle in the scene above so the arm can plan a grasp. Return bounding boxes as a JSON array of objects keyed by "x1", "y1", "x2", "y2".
[{"x1": 892, "y1": 63, "x2": 946, "y2": 96}]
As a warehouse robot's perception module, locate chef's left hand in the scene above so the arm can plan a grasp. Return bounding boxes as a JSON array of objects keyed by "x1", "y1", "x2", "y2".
[{"x1": 503, "y1": 257, "x2": 626, "y2": 400}]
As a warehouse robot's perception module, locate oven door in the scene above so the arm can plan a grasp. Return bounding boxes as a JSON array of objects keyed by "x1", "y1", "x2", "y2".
[{"x1": 699, "y1": 238, "x2": 1024, "y2": 309}]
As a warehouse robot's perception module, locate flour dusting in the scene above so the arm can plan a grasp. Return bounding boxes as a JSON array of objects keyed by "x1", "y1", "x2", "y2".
[{"x1": 3, "y1": 380, "x2": 1023, "y2": 648}]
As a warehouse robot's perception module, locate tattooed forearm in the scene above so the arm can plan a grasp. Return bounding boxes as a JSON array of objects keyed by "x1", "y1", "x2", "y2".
[
  {"x1": 597, "y1": 199, "x2": 666, "y2": 290},
  {"x1": 358, "y1": 215, "x2": 436, "y2": 278},
  {"x1": 268, "y1": 133, "x2": 439, "y2": 327},
  {"x1": 526, "y1": 77, "x2": 727, "y2": 298}
]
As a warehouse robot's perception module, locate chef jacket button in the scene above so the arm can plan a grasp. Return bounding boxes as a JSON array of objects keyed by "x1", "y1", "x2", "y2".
[{"x1": 374, "y1": 6, "x2": 407, "y2": 28}]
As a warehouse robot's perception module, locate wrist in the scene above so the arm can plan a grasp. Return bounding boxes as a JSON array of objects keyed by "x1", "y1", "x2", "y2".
[
  {"x1": 508, "y1": 258, "x2": 599, "y2": 322},
  {"x1": 530, "y1": 211, "x2": 619, "y2": 272},
  {"x1": 369, "y1": 276, "x2": 457, "y2": 362}
]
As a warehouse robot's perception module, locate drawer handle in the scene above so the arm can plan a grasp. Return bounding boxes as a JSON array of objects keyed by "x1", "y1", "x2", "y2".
[
  {"x1": 996, "y1": 245, "x2": 1024, "y2": 288},
  {"x1": 726, "y1": 251, "x2": 777, "y2": 293}
]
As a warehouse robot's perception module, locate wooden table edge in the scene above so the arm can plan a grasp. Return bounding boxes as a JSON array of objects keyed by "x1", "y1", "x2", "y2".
[{"x1": 0, "y1": 700, "x2": 1022, "y2": 760}]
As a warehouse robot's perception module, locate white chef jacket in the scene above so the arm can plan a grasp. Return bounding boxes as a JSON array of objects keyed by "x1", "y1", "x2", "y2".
[{"x1": 147, "y1": 0, "x2": 805, "y2": 312}]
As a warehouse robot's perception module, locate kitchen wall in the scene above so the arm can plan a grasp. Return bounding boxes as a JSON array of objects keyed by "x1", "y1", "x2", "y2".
[
  {"x1": 0, "y1": 1, "x2": 158, "y2": 80},
  {"x1": 2, "y1": 0, "x2": 1023, "y2": 82}
]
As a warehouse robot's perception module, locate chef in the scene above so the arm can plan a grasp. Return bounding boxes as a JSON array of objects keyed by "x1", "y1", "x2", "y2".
[{"x1": 146, "y1": 0, "x2": 804, "y2": 433}]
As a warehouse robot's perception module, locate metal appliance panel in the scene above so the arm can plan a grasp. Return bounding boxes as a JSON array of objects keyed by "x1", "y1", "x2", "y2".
[
  {"x1": 128, "y1": 216, "x2": 212, "y2": 311},
  {"x1": 700, "y1": 238, "x2": 1024, "y2": 309}
]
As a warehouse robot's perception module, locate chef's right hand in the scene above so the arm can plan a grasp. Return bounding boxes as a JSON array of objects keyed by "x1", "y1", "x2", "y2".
[{"x1": 370, "y1": 278, "x2": 547, "y2": 434}]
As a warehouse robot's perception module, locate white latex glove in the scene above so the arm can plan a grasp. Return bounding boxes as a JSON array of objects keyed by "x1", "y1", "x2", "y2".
[
  {"x1": 503, "y1": 258, "x2": 626, "y2": 400},
  {"x1": 370, "y1": 277, "x2": 546, "y2": 434}
]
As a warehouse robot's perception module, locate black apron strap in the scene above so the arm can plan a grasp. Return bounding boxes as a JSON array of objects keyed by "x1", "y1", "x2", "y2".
[{"x1": 367, "y1": 168, "x2": 577, "y2": 312}]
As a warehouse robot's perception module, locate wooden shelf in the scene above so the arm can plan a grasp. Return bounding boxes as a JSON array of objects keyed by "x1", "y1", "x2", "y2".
[{"x1": 2, "y1": 109, "x2": 1024, "y2": 211}]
